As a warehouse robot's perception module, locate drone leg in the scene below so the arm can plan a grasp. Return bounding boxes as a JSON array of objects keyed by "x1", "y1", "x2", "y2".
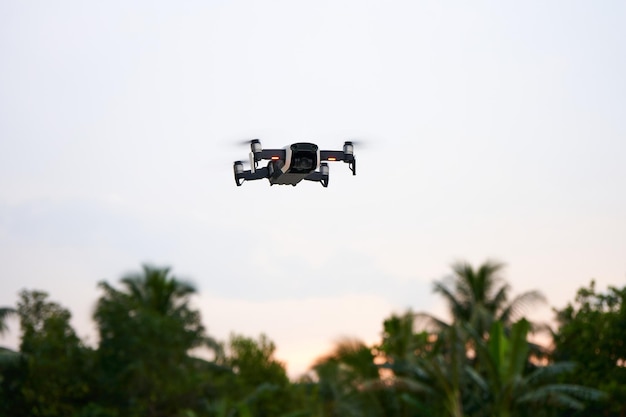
[{"x1": 304, "y1": 170, "x2": 329, "y2": 187}]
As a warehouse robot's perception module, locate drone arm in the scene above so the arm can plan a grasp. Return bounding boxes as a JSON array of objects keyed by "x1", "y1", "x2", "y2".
[
  {"x1": 254, "y1": 149, "x2": 286, "y2": 162},
  {"x1": 320, "y1": 150, "x2": 346, "y2": 161},
  {"x1": 320, "y1": 151, "x2": 356, "y2": 175}
]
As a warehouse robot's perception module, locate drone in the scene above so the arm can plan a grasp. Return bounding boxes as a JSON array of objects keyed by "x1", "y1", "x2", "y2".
[{"x1": 233, "y1": 139, "x2": 356, "y2": 187}]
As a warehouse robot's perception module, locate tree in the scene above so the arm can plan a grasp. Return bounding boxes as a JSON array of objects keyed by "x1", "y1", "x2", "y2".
[
  {"x1": 311, "y1": 338, "x2": 390, "y2": 417},
  {"x1": 403, "y1": 325, "x2": 467, "y2": 417},
  {"x1": 375, "y1": 311, "x2": 445, "y2": 417},
  {"x1": 420, "y1": 260, "x2": 549, "y2": 367},
  {"x1": 552, "y1": 281, "x2": 626, "y2": 416},
  {"x1": 2, "y1": 290, "x2": 92, "y2": 417},
  {"x1": 0, "y1": 307, "x2": 15, "y2": 337},
  {"x1": 377, "y1": 262, "x2": 595, "y2": 417},
  {"x1": 217, "y1": 333, "x2": 293, "y2": 417},
  {"x1": 430, "y1": 260, "x2": 546, "y2": 338},
  {"x1": 378, "y1": 321, "x2": 468, "y2": 417},
  {"x1": 226, "y1": 333, "x2": 289, "y2": 389},
  {"x1": 0, "y1": 305, "x2": 19, "y2": 415},
  {"x1": 378, "y1": 311, "x2": 430, "y2": 377},
  {"x1": 93, "y1": 265, "x2": 209, "y2": 417},
  {"x1": 469, "y1": 319, "x2": 604, "y2": 417}
]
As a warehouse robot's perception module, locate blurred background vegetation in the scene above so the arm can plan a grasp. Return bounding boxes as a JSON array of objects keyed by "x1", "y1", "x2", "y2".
[{"x1": 1, "y1": 261, "x2": 624, "y2": 417}]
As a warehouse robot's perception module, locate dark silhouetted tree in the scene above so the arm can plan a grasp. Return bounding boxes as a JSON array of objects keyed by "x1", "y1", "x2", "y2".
[
  {"x1": 6, "y1": 290, "x2": 91, "y2": 417},
  {"x1": 93, "y1": 265, "x2": 208, "y2": 417},
  {"x1": 430, "y1": 260, "x2": 546, "y2": 337},
  {"x1": 552, "y1": 281, "x2": 626, "y2": 416}
]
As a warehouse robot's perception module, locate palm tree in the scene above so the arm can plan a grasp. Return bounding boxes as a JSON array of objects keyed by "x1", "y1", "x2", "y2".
[
  {"x1": 381, "y1": 262, "x2": 599, "y2": 417},
  {"x1": 425, "y1": 260, "x2": 546, "y2": 338},
  {"x1": 402, "y1": 324, "x2": 467, "y2": 417},
  {"x1": 114, "y1": 264, "x2": 197, "y2": 316},
  {"x1": 93, "y1": 265, "x2": 208, "y2": 417},
  {"x1": 468, "y1": 319, "x2": 605, "y2": 417},
  {"x1": 378, "y1": 311, "x2": 428, "y2": 377},
  {"x1": 0, "y1": 307, "x2": 15, "y2": 336},
  {"x1": 0, "y1": 306, "x2": 21, "y2": 393},
  {"x1": 312, "y1": 338, "x2": 383, "y2": 417}
]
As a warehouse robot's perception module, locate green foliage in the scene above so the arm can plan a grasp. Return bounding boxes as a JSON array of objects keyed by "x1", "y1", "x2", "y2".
[
  {"x1": 404, "y1": 325, "x2": 466, "y2": 417},
  {"x1": 469, "y1": 319, "x2": 604, "y2": 417},
  {"x1": 552, "y1": 281, "x2": 626, "y2": 416},
  {"x1": 379, "y1": 261, "x2": 602, "y2": 417},
  {"x1": 3, "y1": 290, "x2": 92, "y2": 417},
  {"x1": 93, "y1": 265, "x2": 209, "y2": 417},
  {"x1": 0, "y1": 307, "x2": 16, "y2": 336},
  {"x1": 430, "y1": 260, "x2": 546, "y2": 338},
  {"x1": 0, "y1": 346, "x2": 24, "y2": 417},
  {"x1": 218, "y1": 333, "x2": 294, "y2": 417},
  {"x1": 378, "y1": 312, "x2": 431, "y2": 374},
  {"x1": 312, "y1": 338, "x2": 386, "y2": 417},
  {"x1": 0, "y1": 262, "x2": 618, "y2": 417},
  {"x1": 0, "y1": 305, "x2": 20, "y2": 415},
  {"x1": 226, "y1": 333, "x2": 289, "y2": 389}
]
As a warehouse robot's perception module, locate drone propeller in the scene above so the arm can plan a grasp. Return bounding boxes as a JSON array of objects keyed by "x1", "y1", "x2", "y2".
[
  {"x1": 232, "y1": 138, "x2": 263, "y2": 149},
  {"x1": 233, "y1": 156, "x2": 258, "y2": 173},
  {"x1": 344, "y1": 139, "x2": 369, "y2": 149},
  {"x1": 234, "y1": 139, "x2": 260, "y2": 146},
  {"x1": 232, "y1": 138, "x2": 263, "y2": 154}
]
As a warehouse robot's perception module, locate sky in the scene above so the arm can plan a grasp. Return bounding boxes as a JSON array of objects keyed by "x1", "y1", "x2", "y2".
[{"x1": 1, "y1": 0, "x2": 625, "y2": 377}]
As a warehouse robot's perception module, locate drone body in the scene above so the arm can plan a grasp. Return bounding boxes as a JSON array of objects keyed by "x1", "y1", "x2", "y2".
[{"x1": 233, "y1": 140, "x2": 356, "y2": 187}]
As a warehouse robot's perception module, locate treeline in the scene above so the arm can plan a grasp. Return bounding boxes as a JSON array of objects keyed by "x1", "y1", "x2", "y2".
[{"x1": 0, "y1": 261, "x2": 625, "y2": 417}]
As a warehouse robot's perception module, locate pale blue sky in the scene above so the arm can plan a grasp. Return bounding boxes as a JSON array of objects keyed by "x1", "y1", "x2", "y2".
[{"x1": 1, "y1": 0, "x2": 625, "y2": 376}]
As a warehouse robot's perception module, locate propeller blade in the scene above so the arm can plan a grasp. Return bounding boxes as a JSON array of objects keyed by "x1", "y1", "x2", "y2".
[
  {"x1": 233, "y1": 138, "x2": 261, "y2": 146},
  {"x1": 345, "y1": 139, "x2": 369, "y2": 148}
]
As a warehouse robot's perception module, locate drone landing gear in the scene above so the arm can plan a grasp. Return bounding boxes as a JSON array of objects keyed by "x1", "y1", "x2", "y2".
[
  {"x1": 233, "y1": 162, "x2": 270, "y2": 186},
  {"x1": 303, "y1": 163, "x2": 329, "y2": 187},
  {"x1": 349, "y1": 159, "x2": 356, "y2": 175}
]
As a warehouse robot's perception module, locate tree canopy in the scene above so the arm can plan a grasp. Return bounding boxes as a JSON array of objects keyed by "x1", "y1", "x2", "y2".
[
  {"x1": 552, "y1": 281, "x2": 626, "y2": 416},
  {"x1": 0, "y1": 261, "x2": 620, "y2": 417}
]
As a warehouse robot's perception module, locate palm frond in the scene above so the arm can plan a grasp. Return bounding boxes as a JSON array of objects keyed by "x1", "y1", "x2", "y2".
[
  {"x1": 465, "y1": 365, "x2": 489, "y2": 394},
  {"x1": 433, "y1": 280, "x2": 466, "y2": 319},
  {"x1": 517, "y1": 384, "x2": 606, "y2": 408},
  {"x1": 386, "y1": 375, "x2": 437, "y2": 395},
  {"x1": 499, "y1": 290, "x2": 546, "y2": 323},
  {"x1": 475, "y1": 260, "x2": 507, "y2": 298},
  {"x1": 524, "y1": 362, "x2": 577, "y2": 385},
  {"x1": 528, "y1": 320, "x2": 552, "y2": 336},
  {"x1": 518, "y1": 389, "x2": 585, "y2": 410},
  {"x1": 413, "y1": 312, "x2": 449, "y2": 332},
  {"x1": 0, "y1": 307, "x2": 16, "y2": 334},
  {"x1": 490, "y1": 286, "x2": 509, "y2": 312}
]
